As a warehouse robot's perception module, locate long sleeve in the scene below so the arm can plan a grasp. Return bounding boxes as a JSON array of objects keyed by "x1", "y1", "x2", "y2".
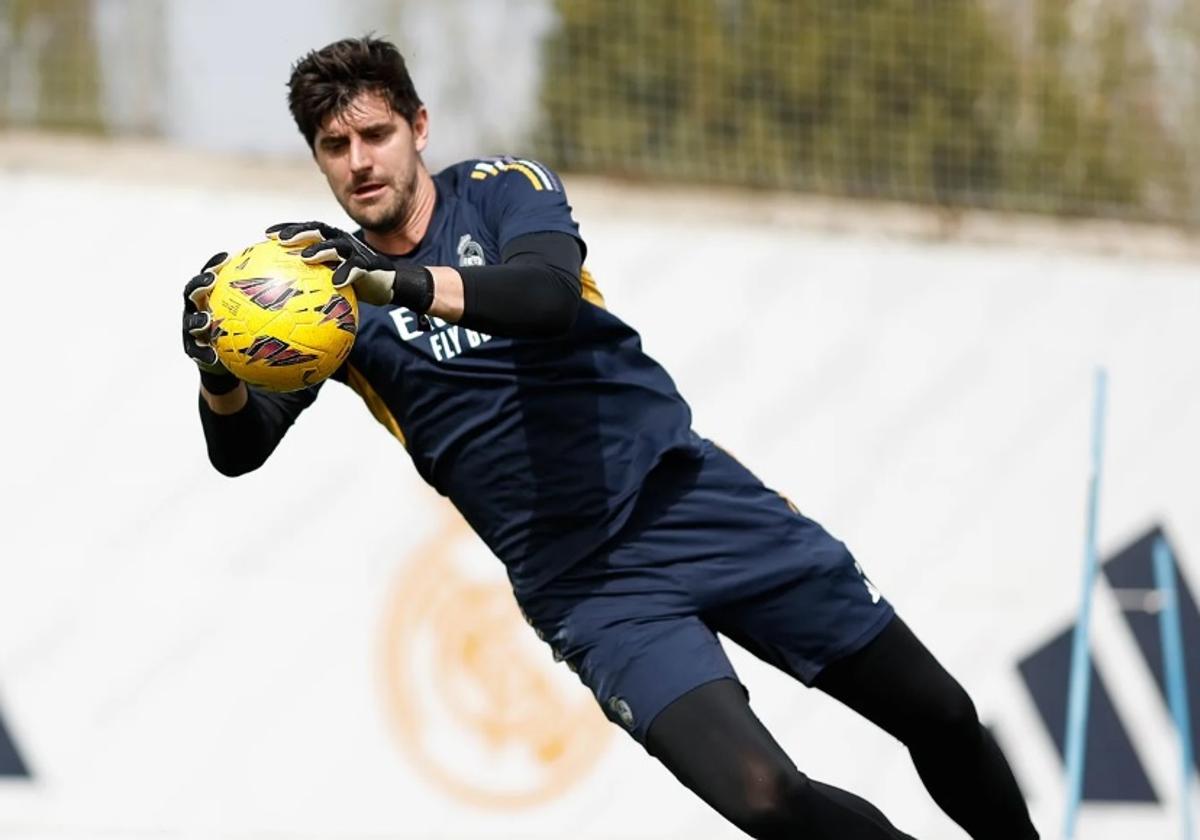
[
  {"x1": 456, "y1": 231, "x2": 583, "y2": 338},
  {"x1": 198, "y1": 383, "x2": 322, "y2": 476}
]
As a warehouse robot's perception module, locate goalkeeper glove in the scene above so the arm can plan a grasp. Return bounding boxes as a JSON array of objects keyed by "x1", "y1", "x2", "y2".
[
  {"x1": 182, "y1": 251, "x2": 241, "y2": 395},
  {"x1": 265, "y1": 221, "x2": 434, "y2": 311}
]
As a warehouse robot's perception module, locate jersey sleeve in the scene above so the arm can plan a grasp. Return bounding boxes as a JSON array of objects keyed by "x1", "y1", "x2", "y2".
[
  {"x1": 199, "y1": 381, "x2": 323, "y2": 476},
  {"x1": 470, "y1": 157, "x2": 587, "y2": 259}
]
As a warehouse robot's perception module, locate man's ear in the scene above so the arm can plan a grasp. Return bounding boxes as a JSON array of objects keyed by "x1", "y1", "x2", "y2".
[{"x1": 411, "y1": 106, "x2": 430, "y2": 153}]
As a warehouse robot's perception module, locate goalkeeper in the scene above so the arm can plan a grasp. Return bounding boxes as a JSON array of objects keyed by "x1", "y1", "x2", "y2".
[{"x1": 183, "y1": 36, "x2": 1038, "y2": 840}]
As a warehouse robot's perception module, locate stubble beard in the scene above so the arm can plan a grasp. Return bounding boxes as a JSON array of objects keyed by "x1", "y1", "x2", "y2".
[{"x1": 345, "y1": 167, "x2": 418, "y2": 235}]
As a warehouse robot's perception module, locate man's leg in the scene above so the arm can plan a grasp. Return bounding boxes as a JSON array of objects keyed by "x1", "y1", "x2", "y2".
[
  {"x1": 645, "y1": 678, "x2": 919, "y2": 840},
  {"x1": 813, "y1": 616, "x2": 1038, "y2": 840}
]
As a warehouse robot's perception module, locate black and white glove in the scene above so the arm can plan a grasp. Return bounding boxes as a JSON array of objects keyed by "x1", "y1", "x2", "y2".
[
  {"x1": 182, "y1": 252, "x2": 242, "y2": 395},
  {"x1": 265, "y1": 221, "x2": 434, "y2": 311}
]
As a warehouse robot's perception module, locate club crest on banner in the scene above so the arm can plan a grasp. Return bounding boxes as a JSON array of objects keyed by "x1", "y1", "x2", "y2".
[{"x1": 379, "y1": 509, "x2": 610, "y2": 809}]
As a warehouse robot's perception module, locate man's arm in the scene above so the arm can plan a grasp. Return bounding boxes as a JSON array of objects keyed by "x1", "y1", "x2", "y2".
[
  {"x1": 201, "y1": 381, "x2": 248, "y2": 414},
  {"x1": 198, "y1": 383, "x2": 322, "y2": 476},
  {"x1": 182, "y1": 252, "x2": 325, "y2": 476},
  {"x1": 272, "y1": 225, "x2": 583, "y2": 340},
  {"x1": 430, "y1": 231, "x2": 583, "y2": 337}
]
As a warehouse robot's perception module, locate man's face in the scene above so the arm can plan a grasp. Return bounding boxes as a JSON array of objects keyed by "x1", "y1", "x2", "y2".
[{"x1": 313, "y1": 91, "x2": 429, "y2": 234}]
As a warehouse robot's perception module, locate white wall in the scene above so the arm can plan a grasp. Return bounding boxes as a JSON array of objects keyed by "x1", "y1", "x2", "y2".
[{"x1": 0, "y1": 164, "x2": 1197, "y2": 839}]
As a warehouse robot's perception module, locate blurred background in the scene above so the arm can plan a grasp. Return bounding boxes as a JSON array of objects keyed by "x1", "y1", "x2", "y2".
[
  {"x1": 9, "y1": 0, "x2": 1200, "y2": 220},
  {"x1": 1, "y1": 1, "x2": 1198, "y2": 838}
]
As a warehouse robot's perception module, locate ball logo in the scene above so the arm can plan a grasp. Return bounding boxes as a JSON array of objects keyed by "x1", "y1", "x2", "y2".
[
  {"x1": 380, "y1": 510, "x2": 610, "y2": 809},
  {"x1": 318, "y1": 294, "x2": 358, "y2": 335},
  {"x1": 230, "y1": 276, "x2": 303, "y2": 311},
  {"x1": 241, "y1": 336, "x2": 318, "y2": 367}
]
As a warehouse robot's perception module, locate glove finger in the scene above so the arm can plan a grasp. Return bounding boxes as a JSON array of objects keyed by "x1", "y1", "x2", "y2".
[
  {"x1": 183, "y1": 272, "x2": 217, "y2": 311},
  {"x1": 184, "y1": 272, "x2": 218, "y2": 312},
  {"x1": 330, "y1": 261, "x2": 357, "y2": 290},
  {"x1": 267, "y1": 221, "x2": 335, "y2": 247},
  {"x1": 183, "y1": 273, "x2": 213, "y2": 299},
  {"x1": 182, "y1": 329, "x2": 220, "y2": 367},
  {"x1": 265, "y1": 221, "x2": 317, "y2": 238},
  {"x1": 190, "y1": 343, "x2": 220, "y2": 368},
  {"x1": 279, "y1": 230, "x2": 325, "y2": 247},
  {"x1": 184, "y1": 311, "x2": 211, "y2": 338},
  {"x1": 201, "y1": 251, "x2": 229, "y2": 274},
  {"x1": 300, "y1": 239, "x2": 353, "y2": 264}
]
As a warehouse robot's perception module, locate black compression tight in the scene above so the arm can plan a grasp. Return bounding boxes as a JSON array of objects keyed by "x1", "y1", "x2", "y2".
[
  {"x1": 815, "y1": 617, "x2": 1038, "y2": 840},
  {"x1": 644, "y1": 617, "x2": 1038, "y2": 839},
  {"x1": 645, "y1": 678, "x2": 918, "y2": 839}
]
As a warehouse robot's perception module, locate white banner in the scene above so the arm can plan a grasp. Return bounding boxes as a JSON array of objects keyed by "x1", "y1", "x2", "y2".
[{"x1": 0, "y1": 164, "x2": 1197, "y2": 839}]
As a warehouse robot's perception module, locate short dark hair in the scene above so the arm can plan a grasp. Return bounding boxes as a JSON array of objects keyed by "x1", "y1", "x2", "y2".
[{"x1": 287, "y1": 36, "x2": 423, "y2": 149}]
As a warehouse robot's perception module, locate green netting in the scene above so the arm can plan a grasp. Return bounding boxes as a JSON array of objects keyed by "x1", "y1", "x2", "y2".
[
  {"x1": 6, "y1": 0, "x2": 1200, "y2": 224},
  {"x1": 538, "y1": 0, "x2": 1200, "y2": 223},
  {"x1": 1, "y1": 0, "x2": 103, "y2": 132}
]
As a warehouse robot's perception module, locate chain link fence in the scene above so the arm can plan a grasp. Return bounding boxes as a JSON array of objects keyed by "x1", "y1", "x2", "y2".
[
  {"x1": 4, "y1": 0, "x2": 1200, "y2": 225},
  {"x1": 540, "y1": 0, "x2": 1200, "y2": 224}
]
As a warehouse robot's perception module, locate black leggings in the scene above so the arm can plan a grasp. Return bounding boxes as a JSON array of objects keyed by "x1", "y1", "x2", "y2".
[{"x1": 644, "y1": 616, "x2": 1039, "y2": 840}]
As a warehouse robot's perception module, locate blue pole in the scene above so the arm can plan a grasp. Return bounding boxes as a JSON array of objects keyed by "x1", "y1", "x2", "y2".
[
  {"x1": 1153, "y1": 535, "x2": 1195, "y2": 840},
  {"x1": 1063, "y1": 368, "x2": 1107, "y2": 840}
]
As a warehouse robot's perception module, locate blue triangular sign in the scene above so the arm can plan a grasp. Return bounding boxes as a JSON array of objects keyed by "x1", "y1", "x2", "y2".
[{"x1": 0, "y1": 706, "x2": 29, "y2": 777}]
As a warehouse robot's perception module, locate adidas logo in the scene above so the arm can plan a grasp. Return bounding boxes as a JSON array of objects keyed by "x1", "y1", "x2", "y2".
[{"x1": 1018, "y1": 525, "x2": 1196, "y2": 803}]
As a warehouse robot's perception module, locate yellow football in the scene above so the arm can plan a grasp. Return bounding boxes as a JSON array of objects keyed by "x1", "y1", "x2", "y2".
[{"x1": 209, "y1": 239, "x2": 358, "y2": 392}]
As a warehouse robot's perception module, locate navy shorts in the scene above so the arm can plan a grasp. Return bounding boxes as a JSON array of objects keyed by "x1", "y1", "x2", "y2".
[{"x1": 516, "y1": 439, "x2": 894, "y2": 744}]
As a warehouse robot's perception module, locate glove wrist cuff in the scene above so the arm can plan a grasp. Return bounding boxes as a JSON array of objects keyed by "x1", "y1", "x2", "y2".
[
  {"x1": 391, "y1": 266, "x2": 435, "y2": 313},
  {"x1": 199, "y1": 369, "x2": 241, "y2": 395}
]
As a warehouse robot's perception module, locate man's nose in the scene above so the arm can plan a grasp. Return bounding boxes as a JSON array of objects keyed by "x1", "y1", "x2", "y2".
[{"x1": 348, "y1": 137, "x2": 372, "y2": 173}]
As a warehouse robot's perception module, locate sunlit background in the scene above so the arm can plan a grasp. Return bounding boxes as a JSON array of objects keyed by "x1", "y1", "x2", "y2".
[{"x1": 1, "y1": 2, "x2": 1198, "y2": 839}]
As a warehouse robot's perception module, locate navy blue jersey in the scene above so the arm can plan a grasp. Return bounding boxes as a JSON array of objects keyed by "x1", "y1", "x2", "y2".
[{"x1": 330, "y1": 157, "x2": 701, "y2": 592}]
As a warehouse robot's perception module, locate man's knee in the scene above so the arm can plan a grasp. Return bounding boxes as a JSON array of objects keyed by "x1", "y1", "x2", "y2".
[
  {"x1": 728, "y1": 759, "x2": 911, "y2": 839},
  {"x1": 946, "y1": 685, "x2": 981, "y2": 731},
  {"x1": 733, "y1": 763, "x2": 816, "y2": 838},
  {"x1": 904, "y1": 680, "x2": 981, "y2": 746}
]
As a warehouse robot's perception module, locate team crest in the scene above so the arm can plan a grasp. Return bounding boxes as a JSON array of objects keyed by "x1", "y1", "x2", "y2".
[
  {"x1": 380, "y1": 509, "x2": 610, "y2": 809},
  {"x1": 457, "y1": 234, "x2": 485, "y2": 267},
  {"x1": 607, "y1": 696, "x2": 635, "y2": 730}
]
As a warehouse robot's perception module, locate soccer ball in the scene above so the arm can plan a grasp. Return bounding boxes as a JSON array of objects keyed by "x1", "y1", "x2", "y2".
[{"x1": 209, "y1": 239, "x2": 358, "y2": 392}]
